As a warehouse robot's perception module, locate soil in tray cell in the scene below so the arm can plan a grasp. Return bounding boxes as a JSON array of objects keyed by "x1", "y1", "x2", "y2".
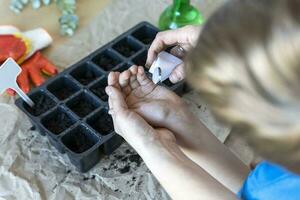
[
  {"x1": 88, "y1": 110, "x2": 113, "y2": 135},
  {"x1": 62, "y1": 126, "x2": 98, "y2": 154},
  {"x1": 92, "y1": 52, "x2": 121, "y2": 71},
  {"x1": 25, "y1": 92, "x2": 56, "y2": 116},
  {"x1": 42, "y1": 109, "x2": 75, "y2": 135}
]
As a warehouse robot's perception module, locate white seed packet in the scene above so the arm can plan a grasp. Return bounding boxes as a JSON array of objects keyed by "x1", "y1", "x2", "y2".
[{"x1": 149, "y1": 51, "x2": 183, "y2": 84}]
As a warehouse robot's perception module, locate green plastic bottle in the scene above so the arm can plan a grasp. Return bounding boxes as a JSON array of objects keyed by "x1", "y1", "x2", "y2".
[{"x1": 159, "y1": 0, "x2": 204, "y2": 30}]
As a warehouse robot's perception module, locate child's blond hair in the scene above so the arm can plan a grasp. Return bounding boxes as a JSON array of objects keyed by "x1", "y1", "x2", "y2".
[{"x1": 186, "y1": 0, "x2": 300, "y2": 170}]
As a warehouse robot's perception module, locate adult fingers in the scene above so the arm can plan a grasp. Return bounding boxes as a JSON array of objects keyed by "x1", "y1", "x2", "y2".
[
  {"x1": 169, "y1": 63, "x2": 185, "y2": 83},
  {"x1": 146, "y1": 25, "x2": 201, "y2": 67},
  {"x1": 146, "y1": 30, "x2": 181, "y2": 67},
  {"x1": 169, "y1": 44, "x2": 191, "y2": 58}
]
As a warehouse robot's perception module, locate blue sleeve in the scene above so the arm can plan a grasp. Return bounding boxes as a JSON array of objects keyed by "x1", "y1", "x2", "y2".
[{"x1": 238, "y1": 161, "x2": 300, "y2": 200}]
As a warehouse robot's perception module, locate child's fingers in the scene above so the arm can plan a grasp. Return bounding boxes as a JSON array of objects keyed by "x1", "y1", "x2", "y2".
[
  {"x1": 129, "y1": 75, "x2": 140, "y2": 90},
  {"x1": 118, "y1": 70, "x2": 132, "y2": 96},
  {"x1": 126, "y1": 65, "x2": 139, "y2": 89},
  {"x1": 106, "y1": 85, "x2": 127, "y2": 113},
  {"x1": 108, "y1": 72, "x2": 121, "y2": 90},
  {"x1": 119, "y1": 70, "x2": 130, "y2": 87},
  {"x1": 129, "y1": 65, "x2": 138, "y2": 75},
  {"x1": 137, "y1": 66, "x2": 153, "y2": 87},
  {"x1": 107, "y1": 72, "x2": 114, "y2": 86}
]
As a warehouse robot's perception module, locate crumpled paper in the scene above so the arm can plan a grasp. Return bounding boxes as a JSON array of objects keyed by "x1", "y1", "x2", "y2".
[{"x1": 0, "y1": 0, "x2": 227, "y2": 199}]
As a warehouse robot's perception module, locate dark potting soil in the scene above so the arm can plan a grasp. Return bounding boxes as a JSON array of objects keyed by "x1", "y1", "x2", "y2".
[
  {"x1": 83, "y1": 175, "x2": 96, "y2": 181},
  {"x1": 91, "y1": 113, "x2": 113, "y2": 135},
  {"x1": 66, "y1": 132, "x2": 95, "y2": 154},
  {"x1": 140, "y1": 37, "x2": 153, "y2": 45},
  {"x1": 119, "y1": 165, "x2": 130, "y2": 174},
  {"x1": 51, "y1": 86, "x2": 77, "y2": 100},
  {"x1": 96, "y1": 55, "x2": 120, "y2": 71},
  {"x1": 134, "y1": 54, "x2": 147, "y2": 67},
  {"x1": 29, "y1": 126, "x2": 36, "y2": 131},
  {"x1": 43, "y1": 112, "x2": 74, "y2": 134},
  {"x1": 77, "y1": 70, "x2": 98, "y2": 85},
  {"x1": 26, "y1": 95, "x2": 55, "y2": 116},
  {"x1": 69, "y1": 99, "x2": 96, "y2": 118},
  {"x1": 104, "y1": 149, "x2": 142, "y2": 175},
  {"x1": 114, "y1": 44, "x2": 136, "y2": 57},
  {"x1": 91, "y1": 85, "x2": 108, "y2": 101}
]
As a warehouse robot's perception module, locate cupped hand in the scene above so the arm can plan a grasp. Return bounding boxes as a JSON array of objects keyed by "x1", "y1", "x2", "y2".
[
  {"x1": 112, "y1": 65, "x2": 187, "y2": 129},
  {"x1": 146, "y1": 25, "x2": 201, "y2": 83},
  {"x1": 105, "y1": 71, "x2": 176, "y2": 150}
]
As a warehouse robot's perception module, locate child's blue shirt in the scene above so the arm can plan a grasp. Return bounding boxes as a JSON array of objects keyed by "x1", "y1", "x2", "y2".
[{"x1": 239, "y1": 161, "x2": 300, "y2": 200}]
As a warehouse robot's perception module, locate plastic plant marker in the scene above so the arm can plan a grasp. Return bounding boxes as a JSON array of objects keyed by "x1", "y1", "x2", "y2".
[
  {"x1": 149, "y1": 51, "x2": 183, "y2": 84},
  {"x1": 0, "y1": 58, "x2": 35, "y2": 107}
]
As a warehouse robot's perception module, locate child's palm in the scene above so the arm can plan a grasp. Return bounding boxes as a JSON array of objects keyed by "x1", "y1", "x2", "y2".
[{"x1": 119, "y1": 66, "x2": 182, "y2": 127}]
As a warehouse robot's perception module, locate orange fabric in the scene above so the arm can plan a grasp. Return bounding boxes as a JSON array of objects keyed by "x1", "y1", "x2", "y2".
[
  {"x1": 0, "y1": 31, "x2": 57, "y2": 96},
  {"x1": 0, "y1": 35, "x2": 27, "y2": 63},
  {"x1": 6, "y1": 52, "x2": 58, "y2": 95}
]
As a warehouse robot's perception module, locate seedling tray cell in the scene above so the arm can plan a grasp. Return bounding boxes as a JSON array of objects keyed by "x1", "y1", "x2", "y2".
[
  {"x1": 113, "y1": 36, "x2": 143, "y2": 58},
  {"x1": 86, "y1": 108, "x2": 114, "y2": 136},
  {"x1": 91, "y1": 49, "x2": 122, "y2": 72},
  {"x1": 15, "y1": 22, "x2": 186, "y2": 172},
  {"x1": 132, "y1": 50, "x2": 148, "y2": 68},
  {"x1": 24, "y1": 90, "x2": 56, "y2": 116},
  {"x1": 70, "y1": 62, "x2": 102, "y2": 86},
  {"x1": 66, "y1": 91, "x2": 101, "y2": 118},
  {"x1": 132, "y1": 25, "x2": 157, "y2": 45},
  {"x1": 90, "y1": 77, "x2": 108, "y2": 102},
  {"x1": 47, "y1": 76, "x2": 80, "y2": 100},
  {"x1": 41, "y1": 106, "x2": 77, "y2": 135}
]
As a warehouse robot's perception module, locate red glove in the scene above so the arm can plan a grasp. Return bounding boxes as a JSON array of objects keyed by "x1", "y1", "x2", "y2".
[
  {"x1": 0, "y1": 26, "x2": 58, "y2": 96},
  {"x1": 6, "y1": 52, "x2": 58, "y2": 95},
  {"x1": 0, "y1": 35, "x2": 27, "y2": 63}
]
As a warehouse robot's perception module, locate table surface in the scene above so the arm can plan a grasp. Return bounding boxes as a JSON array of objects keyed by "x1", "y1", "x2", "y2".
[
  {"x1": 0, "y1": 1, "x2": 237, "y2": 199},
  {"x1": 0, "y1": 0, "x2": 109, "y2": 54}
]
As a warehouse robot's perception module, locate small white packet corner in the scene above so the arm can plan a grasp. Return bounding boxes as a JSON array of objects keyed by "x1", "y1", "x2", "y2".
[{"x1": 149, "y1": 51, "x2": 183, "y2": 84}]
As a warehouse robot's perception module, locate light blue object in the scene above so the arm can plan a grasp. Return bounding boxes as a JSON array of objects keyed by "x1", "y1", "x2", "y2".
[{"x1": 238, "y1": 161, "x2": 300, "y2": 200}]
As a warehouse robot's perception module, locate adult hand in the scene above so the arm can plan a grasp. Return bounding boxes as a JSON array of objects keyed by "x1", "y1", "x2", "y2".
[{"x1": 146, "y1": 25, "x2": 201, "y2": 83}]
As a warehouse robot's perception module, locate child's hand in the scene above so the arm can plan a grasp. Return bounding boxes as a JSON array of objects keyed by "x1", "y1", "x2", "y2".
[
  {"x1": 109, "y1": 65, "x2": 188, "y2": 130},
  {"x1": 105, "y1": 70, "x2": 176, "y2": 150},
  {"x1": 106, "y1": 72, "x2": 237, "y2": 200}
]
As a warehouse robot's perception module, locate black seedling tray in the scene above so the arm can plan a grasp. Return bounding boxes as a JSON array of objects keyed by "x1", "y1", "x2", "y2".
[{"x1": 15, "y1": 22, "x2": 185, "y2": 172}]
